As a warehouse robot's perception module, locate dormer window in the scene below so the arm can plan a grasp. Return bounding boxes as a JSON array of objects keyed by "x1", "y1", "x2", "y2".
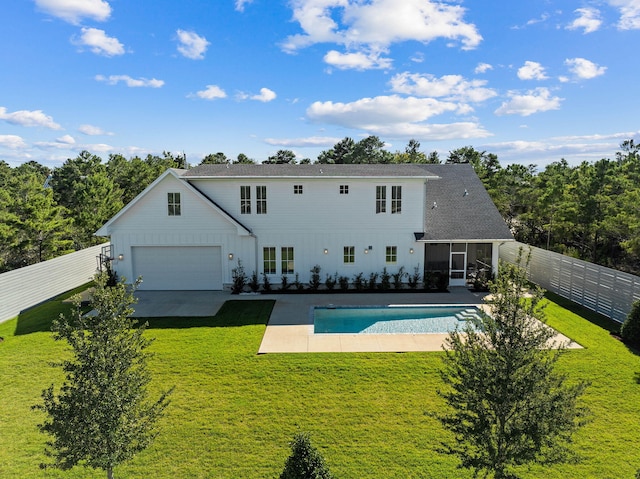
[{"x1": 167, "y1": 192, "x2": 181, "y2": 216}]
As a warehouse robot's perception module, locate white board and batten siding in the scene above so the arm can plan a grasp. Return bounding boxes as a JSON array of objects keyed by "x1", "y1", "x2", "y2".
[
  {"x1": 190, "y1": 176, "x2": 426, "y2": 280},
  {"x1": 107, "y1": 173, "x2": 252, "y2": 290}
]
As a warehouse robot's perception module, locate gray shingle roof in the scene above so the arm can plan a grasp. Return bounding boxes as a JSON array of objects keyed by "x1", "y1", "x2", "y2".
[
  {"x1": 423, "y1": 164, "x2": 513, "y2": 241},
  {"x1": 183, "y1": 163, "x2": 440, "y2": 178}
]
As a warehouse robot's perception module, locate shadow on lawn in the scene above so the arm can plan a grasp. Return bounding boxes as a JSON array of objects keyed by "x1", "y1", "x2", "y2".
[{"x1": 14, "y1": 298, "x2": 274, "y2": 336}]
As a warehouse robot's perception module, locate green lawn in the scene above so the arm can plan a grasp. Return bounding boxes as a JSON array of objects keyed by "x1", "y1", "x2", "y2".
[{"x1": 0, "y1": 288, "x2": 639, "y2": 478}]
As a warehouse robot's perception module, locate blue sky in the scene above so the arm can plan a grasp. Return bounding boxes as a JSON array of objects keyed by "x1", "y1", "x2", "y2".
[{"x1": 1, "y1": 0, "x2": 639, "y2": 169}]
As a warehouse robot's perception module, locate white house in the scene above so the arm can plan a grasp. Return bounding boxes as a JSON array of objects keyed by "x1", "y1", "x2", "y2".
[{"x1": 95, "y1": 163, "x2": 513, "y2": 290}]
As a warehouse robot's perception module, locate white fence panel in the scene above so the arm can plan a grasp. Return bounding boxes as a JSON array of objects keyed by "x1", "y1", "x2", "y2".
[
  {"x1": 0, "y1": 244, "x2": 106, "y2": 324},
  {"x1": 500, "y1": 242, "x2": 640, "y2": 323}
]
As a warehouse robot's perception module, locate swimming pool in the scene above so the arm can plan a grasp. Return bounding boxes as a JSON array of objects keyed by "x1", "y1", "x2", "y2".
[{"x1": 313, "y1": 305, "x2": 482, "y2": 334}]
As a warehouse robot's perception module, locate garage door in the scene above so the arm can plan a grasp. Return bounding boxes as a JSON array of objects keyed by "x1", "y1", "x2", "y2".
[{"x1": 132, "y1": 246, "x2": 222, "y2": 290}]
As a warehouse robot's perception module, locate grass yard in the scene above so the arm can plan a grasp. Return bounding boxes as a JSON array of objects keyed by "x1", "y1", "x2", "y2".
[{"x1": 0, "y1": 287, "x2": 639, "y2": 478}]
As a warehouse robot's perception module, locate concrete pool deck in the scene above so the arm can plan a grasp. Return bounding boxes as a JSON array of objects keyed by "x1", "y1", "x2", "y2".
[
  {"x1": 131, "y1": 289, "x2": 579, "y2": 354},
  {"x1": 257, "y1": 288, "x2": 580, "y2": 353}
]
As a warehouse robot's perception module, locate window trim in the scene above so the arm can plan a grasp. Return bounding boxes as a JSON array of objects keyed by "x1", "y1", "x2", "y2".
[
  {"x1": 167, "y1": 192, "x2": 181, "y2": 216},
  {"x1": 391, "y1": 185, "x2": 402, "y2": 214},
  {"x1": 281, "y1": 246, "x2": 294, "y2": 274},
  {"x1": 343, "y1": 246, "x2": 355, "y2": 264},
  {"x1": 256, "y1": 185, "x2": 267, "y2": 214},
  {"x1": 240, "y1": 185, "x2": 251, "y2": 214},
  {"x1": 385, "y1": 246, "x2": 397, "y2": 264},
  {"x1": 263, "y1": 247, "x2": 276, "y2": 275},
  {"x1": 376, "y1": 186, "x2": 386, "y2": 214}
]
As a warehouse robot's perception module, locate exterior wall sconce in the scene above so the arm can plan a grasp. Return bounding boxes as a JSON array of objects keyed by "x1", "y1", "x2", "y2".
[
  {"x1": 228, "y1": 253, "x2": 234, "y2": 260},
  {"x1": 364, "y1": 249, "x2": 369, "y2": 254},
  {"x1": 323, "y1": 249, "x2": 329, "y2": 254},
  {"x1": 117, "y1": 254, "x2": 124, "y2": 261},
  {"x1": 409, "y1": 248, "x2": 414, "y2": 254}
]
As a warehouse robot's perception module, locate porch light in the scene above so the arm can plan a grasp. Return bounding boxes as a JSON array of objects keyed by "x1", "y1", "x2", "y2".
[
  {"x1": 364, "y1": 249, "x2": 369, "y2": 254},
  {"x1": 228, "y1": 253, "x2": 234, "y2": 260},
  {"x1": 117, "y1": 254, "x2": 124, "y2": 261},
  {"x1": 323, "y1": 249, "x2": 329, "y2": 254},
  {"x1": 409, "y1": 248, "x2": 414, "y2": 254}
]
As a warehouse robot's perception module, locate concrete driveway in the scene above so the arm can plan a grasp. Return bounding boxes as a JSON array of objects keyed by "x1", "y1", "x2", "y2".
[{"x1": 131, "y1": 291, "x2": 231, "y2": 317}]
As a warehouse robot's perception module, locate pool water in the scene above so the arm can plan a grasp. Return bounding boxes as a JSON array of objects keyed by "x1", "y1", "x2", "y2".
[{"x1": 313, "y1": 305, "x2": 481, "y2": 334}]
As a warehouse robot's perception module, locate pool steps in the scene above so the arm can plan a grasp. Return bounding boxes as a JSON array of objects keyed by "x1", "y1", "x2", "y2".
[{"x1": 455, "y1": 309, "x2": 482, "y2": 322}]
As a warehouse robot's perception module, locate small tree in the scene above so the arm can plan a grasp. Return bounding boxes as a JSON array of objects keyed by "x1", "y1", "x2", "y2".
[
  {"x1": 231, "y1": 260, "x2": 247, "y2": 294},
  {"x1": 34, "y1": 273, "x2": 172, "y2": 479},
  {"x1": 309, "y1": 265, "x2": 322, "y2": 291},
  {"x1": 620, "y1": 299, "x2": 640, "y2": 349},
  {"x1": 280, "y1": 432, "x2": 335, "y2": 479},
  {"x1": 436, "y1": 250, "x2": 589, "y2": 479}
]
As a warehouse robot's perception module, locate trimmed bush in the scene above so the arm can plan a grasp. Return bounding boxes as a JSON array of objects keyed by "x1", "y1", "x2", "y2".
[{"x1": 620, "y1": 300, "x2": 640, "y2": 349}]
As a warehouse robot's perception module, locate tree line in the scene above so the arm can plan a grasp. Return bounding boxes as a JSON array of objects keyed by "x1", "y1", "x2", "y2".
[{"x1": 1, "y1": 137, "x2": 639, "y2": 275}]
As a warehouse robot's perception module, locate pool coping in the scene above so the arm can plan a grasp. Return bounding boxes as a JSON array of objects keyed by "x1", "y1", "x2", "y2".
[{"x1": 257, "y1": 290, "x2": 580, "y2": 353}]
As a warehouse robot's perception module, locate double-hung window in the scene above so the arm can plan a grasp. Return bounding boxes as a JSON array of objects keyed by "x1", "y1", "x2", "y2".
[
  {"x1": 257, "y1": 186, "x2": 267, "y2": 214},
  {"x1": 167, "y1": 192, "x2": 181, "y2": 216},
  {"x1": 281, "y1": 247, "x2": 294, "y2": 274},
  {"x1": 376, "y1": 186, "x2": 386, "y2": 213},
  {"x1": 263, "y1": 247, "x2": 276, "y2": 274},
  {"x1": 240, "y1": 186, "x2": 251, "y2": 214},
  {"x1": 391, "y1": 186, "x2": 402, "y2": 214}
]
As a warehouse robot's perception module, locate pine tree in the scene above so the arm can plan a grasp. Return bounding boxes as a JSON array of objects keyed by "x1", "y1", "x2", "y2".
[
  {"x1": 280, "y1": 432, "x2": 335, "y2": 479},
  {"x1": 436, "y1": 249, "x2": 589, "y2": 479},
  {"x1": 34, "y1": 273, "x2": 172, "y2": 479}
]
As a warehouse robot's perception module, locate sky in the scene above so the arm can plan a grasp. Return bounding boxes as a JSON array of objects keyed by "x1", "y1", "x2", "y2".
[{"x1": 1, "y1": 0, "x2": 640, "y2": 170}]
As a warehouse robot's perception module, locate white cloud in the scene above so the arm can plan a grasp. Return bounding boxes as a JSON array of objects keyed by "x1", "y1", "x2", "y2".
[
  {"x1": 35, "y1": 0, "x2": 111, "y2": 24},
  {"x1": 305, "y1": 94, "x2": 491, "y2": 139},
  {"x1": 74, "y1": 28, "x2": 125, "y2": 57},
  {"x1": 475, "y1": 62, "x2": 493, "y2": 74},
  {"x1": 95, "y1": 75, "x2": 164, "y2": 88},
  {"x1": 567, "y1": 7, "x2": 602, "y2": 33},
  {"x1": 389, "y1": 72, "x2": 497, "y2": 103},
  {"x1": 235, "y1": 0, "x2": 253, "y2": 12},
  {"x1": 56, "y1": 134, "x2": 76, "y2": 145},
  {"x1": 608, "y1": 0, "x2": 640, "y2": 29},
  {"x1": 324, "y1": 49, "x2": 392, "y2": 70},
  {"x1": 307, "y1": 95, "x2": 461, "y2": 128},
  {"x1": 176, "y1": 30, "x2": 210, "y2": 60},
  {"x1": 191, "y1": 85, "x2": 227, "y2": 100},
  {"x1": 282, "y1": 0, "x2": 481, "y2": 70},
  {"x1": 264, "y1": 136, "x2": 342, "y2": 147},
  {"x1": 251, "y1": 88, "x2": 277, "y2": 102},
  {"x1": 495, "y1": 88, "x2": 563, "y2": 116},
  {"x1": 517, "y1": 61, "x2": 548, "y2": 80},
  {"x1": 0, "y1": 135, "x2": 27, "y2": 149},
  {"x1": 565, "y1": 57, "x2": 607, "y2": 79},
  {"x1": 0, "y1": 106, "x2": 62, "y2": 129},
  {"x1": 78, "y1": 124, "x2": 112, "y2": 136}
]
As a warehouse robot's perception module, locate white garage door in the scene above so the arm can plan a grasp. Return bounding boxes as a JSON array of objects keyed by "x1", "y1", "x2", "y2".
[{"x1": 132, "y1": 246, "x2": 222, "y2": 290}]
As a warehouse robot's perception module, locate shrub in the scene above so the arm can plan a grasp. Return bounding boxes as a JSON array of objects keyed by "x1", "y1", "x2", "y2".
[
  {"x1": 262, "y1": 273, "x2": 272, "y2": 292},
  {"x1": 392, "y1": 266, "x2": 406, "y2": 290},
  {"x1": 379, "y1": 267, "x2": 391, "y2": 290},
  {"x1": 280, "y1": 432, "x2": 335, "y2": 479},
  {"x1": 309, "y1": 265, "x2": 321, "y2": 291},
  {"x1": 293, "y1": 273, "x2": 304, "y2": 291},
  {"x1": 281, "y1": 275, "x2": 291, "y2": 291},
  {"x1": 324, "y1": 273, "x2": 337, "y2": 290},
  {"x1": 231, "y1": 261, "x2": 247, "y2": 294},
  {"x1": 408, "y1": 267, "x2": 421, "y2": 289},
  {"x1": 367, "y1": 272, "x2": 378, "y2": 290},
  {"x1": 621, "y1": 300, "x2": 640, "y2": 349},
  {"x1": 249, "y1": 271, "x2": 260, "y2": 292},
  {"x1": 436, "y1": 272, "x2": 449, "y2": 292},
  {"x1": 338, "y1": 275, "x2": 350, "y2": 291},
  {"x1": 353, "y1": 272, "x2": 365, "y2": 290}
]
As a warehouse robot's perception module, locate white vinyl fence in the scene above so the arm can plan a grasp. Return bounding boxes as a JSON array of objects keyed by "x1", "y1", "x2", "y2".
[
  {"x1": 500, "y1": 241, "x2": 640, "y2": 323},
  {"x1": 0, "y1": 244, "x2": 107, "y2": 324}
]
